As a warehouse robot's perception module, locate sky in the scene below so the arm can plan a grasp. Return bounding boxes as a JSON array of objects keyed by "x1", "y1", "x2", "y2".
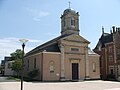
[{"x1": 0, "y1": 0, "x2": 120, "y2": 62}]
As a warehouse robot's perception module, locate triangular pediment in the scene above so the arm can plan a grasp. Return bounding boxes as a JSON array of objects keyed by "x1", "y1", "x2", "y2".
[{"x1": 60, "y1": 34, "x2": 90, "y2": 44}]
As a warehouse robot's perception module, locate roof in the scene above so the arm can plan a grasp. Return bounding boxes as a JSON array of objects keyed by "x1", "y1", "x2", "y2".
[
  {"x1": 100, "y1": 33, "x2": 113, "y2": 45},
  {"x1": 94, "y1": 33, "x2": 113, "y2": 50},
  {"x1": 61, "y1": 8, "x2": 79, "y2": 18},
  {"x1": 63, "y1": 8, "x2": 76, "y2": 14},
  {"x1": 26, "y1": 34, "x2": 70, "y2": 56},
  {"x1": 61, "y1": 34, "x2": 90, "y2": 44},
  {"x1": 4, "y1": 57, "x2": 11, "y2": 61}
]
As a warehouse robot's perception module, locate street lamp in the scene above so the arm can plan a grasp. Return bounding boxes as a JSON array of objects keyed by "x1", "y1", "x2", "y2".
[{"x1": 19, "y1": 39, "x2": 28, "y2": 90}]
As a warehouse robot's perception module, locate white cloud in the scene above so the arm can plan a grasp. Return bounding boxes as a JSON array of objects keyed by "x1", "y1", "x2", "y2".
[
  {"x1": 44, "y1": 32, "x2": 58, "y2": 36},
  {"x1": 28, "y1": 39, "x2": 42, "y2": 43},
  {"x1": 25, "y1": 7, "x2": 50, "y2": 21},
  {"x1": 0, "y1": 37, "x2": 42, "y2": 61}
]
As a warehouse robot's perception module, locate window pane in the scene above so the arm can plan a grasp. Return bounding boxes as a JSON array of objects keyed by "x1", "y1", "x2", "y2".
[
  {"x1": 109, "y1": 55, "x2": 113, "y2": 61},
  {"x1": 71, "y1": 18, "x2": 75, "y2": 26},
  {"x1": 34, "y1": 58, "x2": 36, "y2": 69}
]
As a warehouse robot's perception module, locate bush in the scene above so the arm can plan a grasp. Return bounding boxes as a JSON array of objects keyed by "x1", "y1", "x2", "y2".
[{"x1": 28, "y1": 69, "x2": 39, "y2": 79}]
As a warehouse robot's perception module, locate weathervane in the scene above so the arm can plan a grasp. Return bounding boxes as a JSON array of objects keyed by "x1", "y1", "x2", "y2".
[{"x1": 68, "y1": 1, "x2": 71, "y2": 9}]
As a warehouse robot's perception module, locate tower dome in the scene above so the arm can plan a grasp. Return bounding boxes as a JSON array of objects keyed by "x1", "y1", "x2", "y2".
[
  {"x1": 63, "y1": 8, "x2": 76, "y2": 15},
  {"x1": 61, "y1": 7, "x2": 80, "y2": 36}
]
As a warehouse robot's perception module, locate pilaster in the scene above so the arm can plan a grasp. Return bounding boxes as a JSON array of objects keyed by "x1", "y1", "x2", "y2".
[
  {"x1": 85, "y1": 46, "x2": 90, "y2": 79},
  {"x1": 59, "y1": 44, "x2": 65, "y2": 81}
]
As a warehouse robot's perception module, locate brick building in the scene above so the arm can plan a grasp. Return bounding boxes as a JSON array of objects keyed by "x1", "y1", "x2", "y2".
[{"x1": 94, "y1": 26, "x2": 120, "y2": 80}]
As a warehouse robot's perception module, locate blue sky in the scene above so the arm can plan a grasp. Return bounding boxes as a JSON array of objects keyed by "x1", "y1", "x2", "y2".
[{"x1": 0, "y1": 0, "x2": 120, "y2": 61}]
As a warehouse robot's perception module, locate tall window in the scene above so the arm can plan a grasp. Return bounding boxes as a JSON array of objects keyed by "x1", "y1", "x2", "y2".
[
  {"x1": 93, "y1": 62, "x2": 96, "y2": 72},
  {"x1": 49, "y1": 61, "x2": 55, "y2": 73},
  {"x1": 109, "y1": 55, "x2": 113, "y2": 61},
  {"x1": 34, "y1": 58, "x2": 36, "y2": 69},
  {"x1": 109, "y1": 47, "x2": 112, "y2": 53},
  {"x1": 71, "y1": 18, "x2": 75, "y2": 26},
  {"x1": 28, "y1": 59, "x2": 29, "y2": 70}
]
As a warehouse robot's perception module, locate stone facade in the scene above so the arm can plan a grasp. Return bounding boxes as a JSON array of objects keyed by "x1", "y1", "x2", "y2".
[
  {"x1": 88, "y1": 53, "x2": 100, "y2": 79},
  {"x1": 23, "y1": 7, "x2": 100, "y2": 81}
]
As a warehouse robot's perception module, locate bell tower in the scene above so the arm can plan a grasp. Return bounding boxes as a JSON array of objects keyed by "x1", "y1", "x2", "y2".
[{"x1": 61, "y1": 3, "x2": 80, "y2": 36}]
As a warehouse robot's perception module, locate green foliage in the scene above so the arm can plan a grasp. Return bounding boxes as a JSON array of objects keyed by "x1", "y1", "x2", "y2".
[
  {"x1": 11, "y1": 60, "x2": 22, "y2": 75},
  {"x1": 12, "y1": 60, "x2": 22, "y2": 71},
  {"x1": 7, "y1": 76, "x2": 20, "y2": 81},
  {"x1": 10, "y1": 49, "x2": 23, "y2": 77},
  {"x1": 28, "y1": 69, "x2": 39, "y2": 79},
  {"x1": 10, "y1": 49, "x2": 23, "y2": 61}
]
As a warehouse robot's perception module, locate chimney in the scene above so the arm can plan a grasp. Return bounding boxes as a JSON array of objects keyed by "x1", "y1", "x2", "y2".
[
  {"x1": 112, "y1": 26, "x2": 115, "y2": 33},
  {"x1": 102, "y1": 26, "x2": 104, "y2": 34},
  {"x1": 118, "y1": 27, "x2": 120, "y2": 31}
]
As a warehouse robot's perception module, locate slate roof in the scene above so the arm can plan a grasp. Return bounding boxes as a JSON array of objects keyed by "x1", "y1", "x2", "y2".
[
  {"x1": 101, "y1": 33, "x2": 113, "y2": 46},
  {"x1": 26, "y1": 34, "x2": 70, "y2": 56},
  {"x1": 94, "y1": 33, "x2": 113, "y2": 50}
]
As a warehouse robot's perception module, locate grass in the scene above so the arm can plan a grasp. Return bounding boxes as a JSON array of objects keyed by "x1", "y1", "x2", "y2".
[
  {"x1": 6, "y1": 76, "x2": 39, "y2": 82},
  {"x1": 7, "y1": 76, "x2": 21, "y2": 81}
]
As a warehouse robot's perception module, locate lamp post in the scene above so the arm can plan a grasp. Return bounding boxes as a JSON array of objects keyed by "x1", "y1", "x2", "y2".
[{"x1": 19, "y1": 39, "x2": 28, "y2": 90}]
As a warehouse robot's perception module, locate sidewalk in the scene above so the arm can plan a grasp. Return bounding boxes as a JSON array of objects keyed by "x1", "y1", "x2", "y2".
[{"x1": 0, "y1": 80, "x2": 120, "y2": 90}]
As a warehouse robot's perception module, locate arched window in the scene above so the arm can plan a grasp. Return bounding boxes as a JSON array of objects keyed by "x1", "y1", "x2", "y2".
[
  {"x1": 49, "y1": 61, "x2": 55, "y2": 73},
  {"x1": 71, "y1": 17, "x2": 75, "y2": 26}
]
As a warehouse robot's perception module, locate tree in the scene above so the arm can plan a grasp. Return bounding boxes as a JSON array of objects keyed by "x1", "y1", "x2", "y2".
[
  {"x1": 10, "y1": 49, "x2": 23, "y2": 77},
  {"x1": 11, "y1": 60, "x2": 22, "y2": 77},
  {"x1": 28, "y1": 69, "x2": 39, "y2": 80},
  {"x1": 10, "y1": 49, "x2": 23, "y2": 60}
]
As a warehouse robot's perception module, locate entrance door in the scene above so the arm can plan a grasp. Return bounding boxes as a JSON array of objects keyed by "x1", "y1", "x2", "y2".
[{"x1": 72, "y1": 63, "x2": 79, "y2": 80}]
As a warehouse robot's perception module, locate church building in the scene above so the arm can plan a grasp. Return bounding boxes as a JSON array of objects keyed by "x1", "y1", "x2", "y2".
[{"x1": 23, "y1": 6, "x2": 100, "y2": 81}]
